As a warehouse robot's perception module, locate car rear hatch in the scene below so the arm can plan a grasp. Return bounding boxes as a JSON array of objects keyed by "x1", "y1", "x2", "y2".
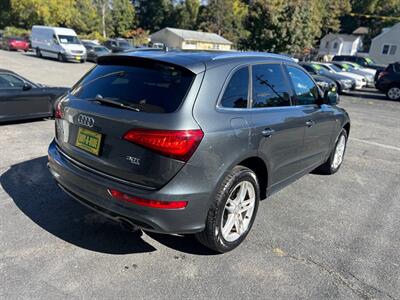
[{"x1": 55, "y1": 55, "x2": 204, "y2": 189}]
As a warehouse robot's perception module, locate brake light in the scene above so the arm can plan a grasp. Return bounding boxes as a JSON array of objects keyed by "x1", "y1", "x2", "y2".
[
  {"x1": 55, "y1": 101, "x2": 63, "y2": 119},
  {"x1": 123, "y1": 129, "x2": 204, "y2": 161},
  {"x1": 108, "y1": 189, "x2": 188, "y2": 209}
]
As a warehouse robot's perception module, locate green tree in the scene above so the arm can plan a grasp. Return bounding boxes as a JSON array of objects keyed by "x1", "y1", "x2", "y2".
[
  {"x1": 110, "y1": 0, "x2": 136, "y2": 36},
  {"x1": 135, "y1": 0, "x2": 173, "y2": 32},
  {"x1": 172, "y1": 0, "x2": 200, "y2": 30},
  {"x1": 243, "y1": 0, "x2": 323, "y2": 54},
  {"x1": 198, "y1": 0, "x2": 249, "y2": 46},
  {"x1": 69, "y1": 0, "x2": 100, "y2": 35}
]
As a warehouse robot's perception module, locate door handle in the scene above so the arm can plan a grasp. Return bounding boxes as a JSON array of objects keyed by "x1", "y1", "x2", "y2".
[
  {"x1": 261, "y1": 128, "x2": 275, "y2": 137},
  {"x1": 305, "y1": 120, "x2": 315, "y2": 127}
]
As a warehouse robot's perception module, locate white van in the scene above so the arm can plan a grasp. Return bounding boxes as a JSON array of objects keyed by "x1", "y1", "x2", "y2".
[{"x1": 31, "y1": 26, "x2": 86, "y2": 63}]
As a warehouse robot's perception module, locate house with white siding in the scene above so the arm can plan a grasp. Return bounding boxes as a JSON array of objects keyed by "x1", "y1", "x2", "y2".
[
  {"x1": 318, "y1": 33, "x2": 362, "y2": 57},
  {"x1": 369, "y1": 23, "x2": 400, "y2": 65}
]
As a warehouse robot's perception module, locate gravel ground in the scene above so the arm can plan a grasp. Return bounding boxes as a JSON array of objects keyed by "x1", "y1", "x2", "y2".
[{"x1": 0, "y1": 50, "x2": 399, "y2": 299}]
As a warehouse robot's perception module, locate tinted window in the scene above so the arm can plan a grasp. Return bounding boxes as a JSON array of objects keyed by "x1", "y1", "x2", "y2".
[
  {"x1": 252, "y1": 64, "x2": 291, "y2": 108},
  {"x1": 220, "y1": 67, "x2": 249, "y2": 108},
  {"x1": 287, "y1": 66, "x2": 319, "y2": 105},
  {"x1": 71, "y1": 63, "x2": 194, "y2": 113},
  {"x1": 0, "y1": 74, "x2": 25, "y2": 89},
  {"x1": 393, "y1": 63, "x2": 400, "y2": 73}
]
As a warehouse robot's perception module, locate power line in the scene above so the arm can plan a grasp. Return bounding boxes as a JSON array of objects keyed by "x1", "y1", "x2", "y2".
[{"x1": 348, "y1": 13, "x2": 400, "y2": 21}]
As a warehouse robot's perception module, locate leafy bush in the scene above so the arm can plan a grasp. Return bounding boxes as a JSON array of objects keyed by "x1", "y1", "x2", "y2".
[{"x1": 3, "y1": 26, "x2": 30, "y2": 38}]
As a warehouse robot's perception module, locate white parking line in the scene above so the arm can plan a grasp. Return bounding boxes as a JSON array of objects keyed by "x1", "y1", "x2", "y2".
[{"x1": 351, "y1": 138, "x2": 400, "y2": 152}]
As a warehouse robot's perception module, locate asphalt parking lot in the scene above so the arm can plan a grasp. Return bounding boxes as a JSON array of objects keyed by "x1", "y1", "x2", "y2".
[{"x1": 0, "y1": 50, "x2": 399, "y2": 299}]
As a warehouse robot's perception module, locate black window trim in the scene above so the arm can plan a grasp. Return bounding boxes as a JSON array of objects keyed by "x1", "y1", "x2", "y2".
[
  {"x1": 284, "y1": 63, "x2": 323, "y2": 107},
  {"x1": 249, "y1": 62, "x2": 294, "y2": 110}
]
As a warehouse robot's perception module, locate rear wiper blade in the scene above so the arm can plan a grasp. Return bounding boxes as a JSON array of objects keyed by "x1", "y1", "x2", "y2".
[{"x1": 90, "y1": 96, "x2": 140, "y2": 112}]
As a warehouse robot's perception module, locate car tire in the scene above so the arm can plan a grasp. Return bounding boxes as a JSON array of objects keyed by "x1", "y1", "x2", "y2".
[
  {"x1": 58, "y1": 53, "x2": 64, "y2": 62},
  {"x1": 80, "y1": 59, "x2": 85, "y2": 63},
  {"x1": 36, "y1": 48, "x2": 42, "y2": 58},
  {"x1": 386, "y1": 86, "x2": 400, "y2": 101},
  {"x1": 315, "y1": 129, "x2": 348, "y2": 175},
  {"x1": 195, "y1": 166, "x2": 260, "y2": 253}
]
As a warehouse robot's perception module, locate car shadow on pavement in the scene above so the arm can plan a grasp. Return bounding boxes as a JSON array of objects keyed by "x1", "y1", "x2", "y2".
[{"x1": 1, "y1": 156, "x2": 215, "y2": 255}]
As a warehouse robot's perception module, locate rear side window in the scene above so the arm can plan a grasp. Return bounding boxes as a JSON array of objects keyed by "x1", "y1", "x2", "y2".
[
  {"x1": 71, "y1": 63, "x2": 195, "y2": 113},
  {"x1": 286, "y1": 66, "x2": 319, "y2": 105},
  {"x1": 252, "y1": 64, "x2": 291, "y2": 108},
  {"x1": 393, "y1": 63, "x2": 400, "y2": 73},
  {"x1": 220, "y1": 67, "x2": 249, "y2": 108},
  {"x1": 0, "y1": 74, "x2": 25, "y2": 89}
]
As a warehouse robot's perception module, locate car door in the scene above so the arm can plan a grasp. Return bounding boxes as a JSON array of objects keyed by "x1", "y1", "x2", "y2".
[
  {"x1": 285, "y1": 65, "x2": 337, "y2": 171},
  {"x1": 0, "y1": 73, "x2": 52, "y2": 121},
  {"x1": 250, "y1": 63, "x2": 307, "y2": 189}
]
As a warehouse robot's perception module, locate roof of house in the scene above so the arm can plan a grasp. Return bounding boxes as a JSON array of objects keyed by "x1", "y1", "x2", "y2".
[
  {"x1": 323, "y1": 33, "x2": 360, "y2": 43},
  {"x1": 372, "y1": 22, "x2": 400, "y2": 42},
  {"x1": 152, "y1": 27, "x2": 233, "y2": 45},
  {"x1": 352, "y1": 27, "x2": 369, "y2": 35}
]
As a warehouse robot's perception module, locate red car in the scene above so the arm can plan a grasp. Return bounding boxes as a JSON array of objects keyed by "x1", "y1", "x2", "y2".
[{"x1": 1, "y1": 36, "x2": 30, "y2": 51}]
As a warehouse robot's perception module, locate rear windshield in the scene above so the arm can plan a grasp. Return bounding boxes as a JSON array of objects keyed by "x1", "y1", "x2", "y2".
[{"x1": 71, "y1": 62, "x2": 194, "y2": 113}]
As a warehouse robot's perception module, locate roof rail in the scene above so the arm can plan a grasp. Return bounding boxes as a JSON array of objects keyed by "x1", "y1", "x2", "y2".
[{"x1": 212, "y1": 51, "x2": 295, "y2": 61}]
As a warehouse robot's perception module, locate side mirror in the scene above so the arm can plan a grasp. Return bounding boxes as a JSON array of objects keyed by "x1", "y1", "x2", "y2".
[
  {"x1": 22, "y1": 83, "x2": 32, "y2": 91},
  {"x1": 324, "y1": 89, "x2": 340, "y2": 105}
]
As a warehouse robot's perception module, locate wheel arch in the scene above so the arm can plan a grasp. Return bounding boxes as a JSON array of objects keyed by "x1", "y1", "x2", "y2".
[
  {"x1": 238, "y1": 156, "x2": 268, "y2": 200},
  {"x1": 343, "y1": 122, "x2": 350, "y2": 137}
]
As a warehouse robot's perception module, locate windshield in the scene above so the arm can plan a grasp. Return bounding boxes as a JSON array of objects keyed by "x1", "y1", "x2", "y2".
[
  {"x1": 94, "y1": 46, "x2": 109, "y2": 53},
  {"x1": 58, "y1": 35, "x2": 81, "y2": 45},
  {"x1": 365, "y1": 57, "x2": 375, "y2": 65},
  {"x1": 71, "y1": 63, "x2": 195, "y2": 113},
  {"x1": 118, "y1": 40, "x2": 131, "y2": 47},
  {"x1": 328, "y1": 64, "x2": 343, "y2": 72}
]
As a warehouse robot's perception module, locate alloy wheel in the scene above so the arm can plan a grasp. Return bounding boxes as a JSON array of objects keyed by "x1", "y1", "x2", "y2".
[
  {"x1": 331, "y1": 135, "x2": 346, "y2": 169},
  {"x1": 221, "y1": 181, "x2": 256, "y2": 242}
]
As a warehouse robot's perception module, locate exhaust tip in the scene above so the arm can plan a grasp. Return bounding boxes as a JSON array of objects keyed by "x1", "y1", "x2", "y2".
[{"x1": 117, "y1": 217, "x2": 140, "y2": 232}]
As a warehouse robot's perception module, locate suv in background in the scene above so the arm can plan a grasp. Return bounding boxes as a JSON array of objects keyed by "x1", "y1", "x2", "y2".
[
  {"x1": 375, "y1": 62, "x2": 400, "y2": 100},
  {"x1": 48, "y1": 51, "x2": 350, "y2": 252},
  {"x1": 104, "y1": 38, "x2": 134, "y2": 53}
]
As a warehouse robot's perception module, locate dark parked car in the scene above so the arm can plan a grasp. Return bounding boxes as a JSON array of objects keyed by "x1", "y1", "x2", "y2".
[
  {"x1": 84, "y1": 45, "x2": 111, "y2": 63},
  {"x1": 1, "y1": 36, "x2": 30, "y2": 51},
  {"x1": 300, "y1": 62, "x2": 355, "y2": 94},
  {"x1": 312, "y1": 74, "x2": 338, "y2": 93},
  {"x1": 103, "y1": 38, "x2": 134, "y2": 53},
  {"x1": 48, "y1": 51, "x2": 350, "y2": 252},
  {"x1": 0, "y1": 69, "x2": 68, "y2": 123},
  {"x1": 375, "y1": 62, "x2": 400, "y2": 100}
]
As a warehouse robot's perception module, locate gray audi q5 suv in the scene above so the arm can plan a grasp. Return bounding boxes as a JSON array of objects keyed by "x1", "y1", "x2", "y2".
[{"x1": 48, "y1": 51, "x2": 350, "y2": 252}]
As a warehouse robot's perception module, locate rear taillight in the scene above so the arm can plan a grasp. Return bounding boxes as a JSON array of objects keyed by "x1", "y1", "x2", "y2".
[
  {"x1": 123, "y1": 129, "x2": 204, "y2": 161},
  {"x1": 55, "y1": 101, "x2": 63, "y2": 119},
  {"x1": 108, "y1": 189, "x2": 188, "y2": 209}
]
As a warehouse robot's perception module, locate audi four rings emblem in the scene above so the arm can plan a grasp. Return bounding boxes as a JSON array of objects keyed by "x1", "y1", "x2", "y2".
[{"x1": 77, "y1": 114, "x2": 95, "y2": 128}]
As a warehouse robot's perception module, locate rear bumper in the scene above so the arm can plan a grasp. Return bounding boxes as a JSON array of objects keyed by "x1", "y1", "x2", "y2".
[{"x1": 47, "y1": 140, "x2": 211, "y2": 234}]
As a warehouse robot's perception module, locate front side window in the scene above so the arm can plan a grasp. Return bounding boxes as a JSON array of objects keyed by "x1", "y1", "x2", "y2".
[
  {"x1": 252, "y1": 64, "x2": 291, "y2": 108},
  {"x1": 286, "y1": 66, "x2": 319, "y2": 105},
  {"x1": 0, "y1": 74, "x2": 25, "y2": 89},
  {"x1": 220, "y1": 67, "x2": 249, "y2": 108}
]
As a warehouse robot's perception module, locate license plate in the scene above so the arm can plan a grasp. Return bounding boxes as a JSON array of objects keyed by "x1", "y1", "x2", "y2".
[
  {"x1": 75, "y1": 127, "x2": 102, "y2": 156},
  {"x1": 76, "y1": 56, "x2": 81, "y2": 60}
]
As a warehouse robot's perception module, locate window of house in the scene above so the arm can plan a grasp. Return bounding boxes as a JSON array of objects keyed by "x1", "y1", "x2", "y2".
[
  {"x1": 382, "y1": 45, "x2": 390, "y2": 55},
  {"x1": 333, "y1": 42, "x2": 338, "y2": 49},
  {"x1": 389, "y1": 45, "x2": 397, "y2": 55}
]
